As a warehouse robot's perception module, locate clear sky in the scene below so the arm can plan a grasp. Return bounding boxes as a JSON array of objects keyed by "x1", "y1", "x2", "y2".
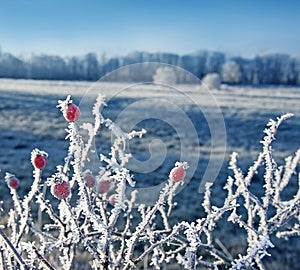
[{"x1": 0, "y1": 0, "x2": 300, "y2": 58}]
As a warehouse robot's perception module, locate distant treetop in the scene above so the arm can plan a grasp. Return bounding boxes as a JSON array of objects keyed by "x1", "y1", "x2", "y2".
[{"x1": 0, "y1": 50, "x2": 299, "y2": 85}]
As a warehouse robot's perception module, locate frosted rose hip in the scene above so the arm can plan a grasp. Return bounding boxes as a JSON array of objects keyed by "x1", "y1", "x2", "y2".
[
  {"x1": 84, "y1": 173, "x2": 96, "y2": 188},
  {"x1": 8, "y1": 176, "x2": 19, "y2": 189},
  {"x1": 34, "y1": 155, "x2": 47, "y2": 170},
  {"x1": 51, "y1": 180, "x2": 71, "y2": 199},
  {"x1": 108, "y1": 195, "x2": 117, "y2": 206},
  {"x1": 169, "y1": 165, "x2": 186, "y2": 183},
  {"x1": 96, "y1": 180, "x2": 110, "y2": 194},
  {"x1": 64, "y1": 103, "x2": 80, "y2": 122}
]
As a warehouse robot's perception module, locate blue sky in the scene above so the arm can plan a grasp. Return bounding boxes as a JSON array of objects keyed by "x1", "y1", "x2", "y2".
[{"x1": 0, "y1": 0, "x2": 300, "y2": 58}]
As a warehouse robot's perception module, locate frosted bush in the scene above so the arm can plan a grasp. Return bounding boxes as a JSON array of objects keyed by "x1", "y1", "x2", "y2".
[
  {"x1": 202, "y1": 73, "x2": 221, "y2": 90},
  {"x1": 0, "y1": 95, "x2": 299, "y2": 270},
  {"x1": 153, "y1": 66, "x2": 177, "y2": 85}
]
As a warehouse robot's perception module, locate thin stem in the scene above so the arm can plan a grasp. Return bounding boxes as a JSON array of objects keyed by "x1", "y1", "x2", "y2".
[
  {"x1": 32, "y1": 245, "x2": 55, "y2": 270},
  {"x1": 0, "y1": 228, "x2": 29, "y2": 270},
  {"x1": 0, "y1": 248, "x2": 7, "y2": 270}
]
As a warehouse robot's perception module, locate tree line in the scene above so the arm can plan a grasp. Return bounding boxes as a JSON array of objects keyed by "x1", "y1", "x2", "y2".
[{"x1": 0, "y1": 49, "x2": 300, "y2": 85}]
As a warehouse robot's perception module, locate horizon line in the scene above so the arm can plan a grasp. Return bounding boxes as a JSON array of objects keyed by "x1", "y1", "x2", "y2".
[{"x1": 1, "y1": 47, "x2": 299, "y2": 61}]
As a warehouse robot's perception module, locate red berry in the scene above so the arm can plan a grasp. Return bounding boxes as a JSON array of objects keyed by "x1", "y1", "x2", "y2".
[
  {"x1": 64, "y1": 103, "x2": 80, "y2": 122},
  {"x1": 96, "y1": 180, "x2": 110, "y2": 194},
  {"x1": 51, "y1": 180, "x2": 71, "y2": 200},
  {"x1": 169, "y1": 165, "x2": 186, "y2": 183},
  {"x1": 108, "y1": 194, "x2": 117, "y2": 206},
  {"x1": 34, "y1": 155, "x2": 47, "y2": 170},
  {"x1": 8, "y1": 177, "x2": 19, "y2": 189},
  {"x1": 84, "y1": 173, "x2": 95, "y2": 188}
]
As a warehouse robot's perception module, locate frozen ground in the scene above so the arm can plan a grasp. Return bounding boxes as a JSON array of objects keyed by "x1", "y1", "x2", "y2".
[{"x1": 0, "y1": 79, "x2": 299, "y2": 269}]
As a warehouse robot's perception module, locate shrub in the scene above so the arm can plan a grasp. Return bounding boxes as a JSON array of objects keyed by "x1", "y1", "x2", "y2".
[
  {"x1": 202, "y1": 73, "x2": 221, "y2": 90},
  {"x1": 0, "y1": 96, "x2": 299, "y2": 269},
  {"x1": 153, "y1": 66, "x2": 177, "y2": 85}
]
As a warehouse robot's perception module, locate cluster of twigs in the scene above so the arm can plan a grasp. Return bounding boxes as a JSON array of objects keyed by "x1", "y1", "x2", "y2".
[{"x1": 0, "y1": 95, "x2": 299, "y2": 269}]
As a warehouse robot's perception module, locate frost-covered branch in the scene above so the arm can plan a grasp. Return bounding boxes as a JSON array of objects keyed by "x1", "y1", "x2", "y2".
[{"x1": 1, "y1": 96, "x2": 299, "y2": 269}]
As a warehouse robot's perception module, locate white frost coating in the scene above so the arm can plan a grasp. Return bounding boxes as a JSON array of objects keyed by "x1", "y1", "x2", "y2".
[{"x1": 0, "y1": 94, "x2": 299, "y2": 270}]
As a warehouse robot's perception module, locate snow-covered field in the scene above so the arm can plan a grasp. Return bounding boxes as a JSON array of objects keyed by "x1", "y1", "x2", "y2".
[
  {"x1": 0, "y1": 79, "x2": 299, "y2": 268},
  {"x1": 0, "y1": 79, "x2": 299, "y2": 185}
]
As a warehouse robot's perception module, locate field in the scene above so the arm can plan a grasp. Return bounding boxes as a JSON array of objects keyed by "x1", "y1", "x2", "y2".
[{"x1": 0, "y1": 78, "x2": 299, "y2": 269}]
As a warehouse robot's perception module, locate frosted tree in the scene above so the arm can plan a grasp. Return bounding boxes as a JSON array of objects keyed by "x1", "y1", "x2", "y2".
[
  {"x1": 204, "y1": 51, "x2": 225, "y2": 74},
  {"x1": 0, "y1": 53, "x2": 26, "y2": 78},
  {"x1": 153, "y1": 66, "x2": 177, "y2": 85},
  {"x1": 221, "y1": 60, "x2": 242, "y2": 84},
  {"x1": 293, "y1": 56, "x2": 300, "y2": 84},
  {"x1": 82, "y1": 53, "x2": 100, "y2": 81}
]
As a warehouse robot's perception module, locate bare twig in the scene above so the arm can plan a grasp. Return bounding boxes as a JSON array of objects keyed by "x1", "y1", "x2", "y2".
[{"x1": 0, "y1": 228, "x2": 29, "y2": 270}]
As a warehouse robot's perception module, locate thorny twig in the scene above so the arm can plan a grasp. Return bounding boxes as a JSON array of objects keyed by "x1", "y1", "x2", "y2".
[{"x1": 1, "y1": 95, "x2": 299, "y2": 270}]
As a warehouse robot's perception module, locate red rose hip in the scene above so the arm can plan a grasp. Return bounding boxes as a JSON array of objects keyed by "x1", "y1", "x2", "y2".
[
  {"x1": 84, "y1": 173, "x2": 96, "y2": 188},
  {"x1": 96, "y1": 179, "x2": 110, "y2": 194},
  {"x1": 64, "y1": 103, "x2": 80, "y2": 122},
  {"x1": 108, "y1": 194, "x2": 117, "y2": 206},
  {"x1": 51, "y1": 180, "x2": 71, "y2": 200},
  {"x1": 8, "y1": 176, "x2": 19, "y2": 189},
  {"x1": 169, "y1": 165, "x2": 186, "y2": 183},
  {"x1": 33, "y1": 154, "x2": 47, "y2": 170}
]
